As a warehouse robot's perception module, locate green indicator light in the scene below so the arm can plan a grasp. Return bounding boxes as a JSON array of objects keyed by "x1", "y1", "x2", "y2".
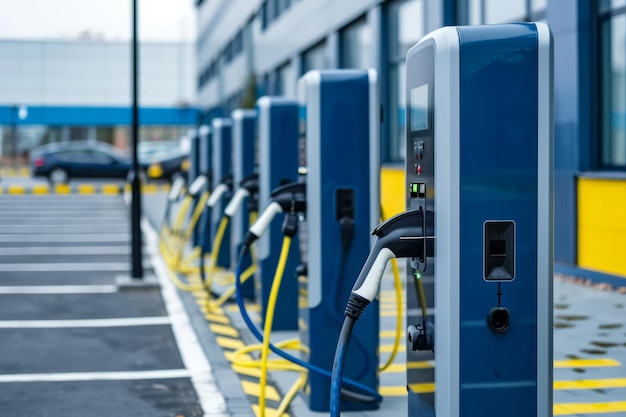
[
  {"x1": 412, "y1": 183, "x2": 418, "y2": 193},
  {"x1": 414, "y1": 271, "x2": 422, "y2": 280}
]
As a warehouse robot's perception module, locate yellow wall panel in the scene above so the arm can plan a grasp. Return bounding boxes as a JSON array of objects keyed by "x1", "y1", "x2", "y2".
[
  {"x1": 577, "y1": 178, "x2": 626, "y2": 277},
  {"x1": 380, "y1": 166, "x2": 405, "y2": 219}
]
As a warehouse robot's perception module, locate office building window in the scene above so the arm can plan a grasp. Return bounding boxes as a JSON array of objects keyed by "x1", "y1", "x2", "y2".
[
  {"x1": 601, "y1": 6, "x2": 626, "y2": 168},
  {"x1": 466, "y1": 0, "x2": 545, "y2": 24},
  {"x1": 387, "y1": 0, "x2": 425, "y2": 162},
  {"x1": 301, "y1": 40, "x2": 328, "y2": 74},
  {"x1": 485, "y1": 0, "x2": 526, "y2": 23},
  {"x1": 339, "y1": 16, "x2": 371, "y2": 69}
]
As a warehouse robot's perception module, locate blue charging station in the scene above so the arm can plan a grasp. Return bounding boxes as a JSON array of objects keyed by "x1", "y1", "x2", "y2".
[
  {"x1": 197, "y1": 125, "x2": 212, "y2": 249},
  {"x1": 188, "y1": 129, "x2": 201, "y2": 186},
  {"x1": 256, "y1": 97, "x2": 300, "y2": 331},
  {"x1": 404, "y1": 23, "x2": 553, "y2": 417},
  {"x1": 210, "y1": 118, "x2": 233, "y2": 269},
  {"x1": 188, "y1": 126, "x2": 210, "y2": 247},
  {"x1": 298, "y1": 69, "x2": 380, "y2": 412},
  {"x1": 231, "y1": 109, "x2": 257, "y2": 299}
]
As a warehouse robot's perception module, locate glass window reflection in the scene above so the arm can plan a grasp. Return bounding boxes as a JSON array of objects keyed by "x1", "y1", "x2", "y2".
[
  {"x1": 485, "y1": 0, "x2": 526, "y2": 23},
  {"x1": 602, "y1": 14, "x2": 626, "y2": 167},
  {"x1": 340, "y1": 17, "x2": 371, "y2": 69}
]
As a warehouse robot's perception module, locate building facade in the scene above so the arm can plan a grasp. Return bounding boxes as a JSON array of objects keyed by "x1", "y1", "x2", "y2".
[
  {"x1": 0, "y1": 40, "x2": 197, "y2": 161},
  {"x1": 195, "y1": 0, "x2": 626, "y2": 282}
]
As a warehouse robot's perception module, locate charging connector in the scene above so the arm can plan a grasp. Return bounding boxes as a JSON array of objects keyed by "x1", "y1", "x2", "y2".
[{"x1": 243, "y1": 181, "x2": 306, "y2": 245}]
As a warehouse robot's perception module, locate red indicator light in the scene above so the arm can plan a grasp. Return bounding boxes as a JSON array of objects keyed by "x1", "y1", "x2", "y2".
[
  {"x1": 417, "y1": 165, "x2": 422, "y2": 175},
  {"x1": 33, "y1": 157, "x2": 45, "y2": 168}
]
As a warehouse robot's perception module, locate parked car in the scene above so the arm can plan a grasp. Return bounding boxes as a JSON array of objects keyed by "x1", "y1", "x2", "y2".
[
  {"x1": 139, "y1": 142, "x2": 189, "y2": 181},
  {"x1": 30, "y1": 141, "x2": 132, "y2": 184}
]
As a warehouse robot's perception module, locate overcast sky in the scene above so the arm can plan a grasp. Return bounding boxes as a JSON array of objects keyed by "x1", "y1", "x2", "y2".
[{"x1": 0, "y1": 0, "x2": 196, "y2": 42}]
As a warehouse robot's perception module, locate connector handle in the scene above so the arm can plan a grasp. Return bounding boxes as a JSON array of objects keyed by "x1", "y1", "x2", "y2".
[
  {"x1": 224, "y1": 187, "x2": 250, "y2": 217},
  {"x1": 187, "y1": 175, "x2": 207, "y2": 196},
  {"x1": 168, "y1": 176, "x2": 185, "y2": 201},
  {"x1": 207, "y1": 183, "x2": 229, "y2": 207}
]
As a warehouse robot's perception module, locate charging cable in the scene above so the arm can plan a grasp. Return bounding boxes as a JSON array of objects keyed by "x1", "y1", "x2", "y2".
[
  {"x1": 234, "y1": 182, "x2": 383, "y2": 405},
  {"x1": 330, "y1": 209, "x2": 432, "y2": 416}
]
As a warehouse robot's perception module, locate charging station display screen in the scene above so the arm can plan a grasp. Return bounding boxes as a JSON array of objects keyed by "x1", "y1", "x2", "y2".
[{"x1": 410, "y1": 84, "x2": 429, "y2": 132}]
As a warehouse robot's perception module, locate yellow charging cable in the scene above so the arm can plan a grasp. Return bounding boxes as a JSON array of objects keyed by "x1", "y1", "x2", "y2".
[
  {"x1": 414, "y1": 269, "x2": 429, "y2": 319},
  {"x1": 160, "y1": 194, "x2": 193, "y2": 264},
  {"x1": 229, "y1": 338, "x2": 307, "y2": 416},
  {"x1": 260, "y1": 235, "x2": 292, "y2": 417},
  {"x1": 378, "y1": 207, "x2": 405, "y2": 373},
  {"x1": 173, "y1": 191, "x2": 210, "y2": 269},
  {"x1": 379, "y1": 257, "x2": 403, "y2": 372},
  {"x1": 159, "y1": 195, "x2": 193, "y2": 265},
  {"x1": 183, "y1": 191, "x2": 211, "y2": 241},
  {"x1": 203, "y1": 210, "x2": 259, "y2": 308},
  {"x1": 203, "y1": 216, "x2": 230, "y2": 291}
]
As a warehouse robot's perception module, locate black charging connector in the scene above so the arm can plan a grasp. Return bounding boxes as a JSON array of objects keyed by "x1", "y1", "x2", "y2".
[
  {"x1": 282, "y1": 212, "x2": 299, "y2": 238},
  {"x1": 407, "y1": 323, "x2": 433, "y2": 351}
]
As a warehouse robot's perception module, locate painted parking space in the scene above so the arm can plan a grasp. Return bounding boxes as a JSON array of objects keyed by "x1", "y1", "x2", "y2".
[{"x1": 0, "y1": 194, "x2": 219, "y2": 416}]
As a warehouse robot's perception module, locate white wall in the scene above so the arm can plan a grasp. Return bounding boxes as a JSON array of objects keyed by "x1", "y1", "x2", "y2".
[{"x1": 0, "y1": 40, "x2": 196, "y2": 107}]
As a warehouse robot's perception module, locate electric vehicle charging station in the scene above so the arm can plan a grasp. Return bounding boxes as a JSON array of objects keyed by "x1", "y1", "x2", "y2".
[
  {"x1": 197, "y1": 125, "x2": 213, "y2": 250},
  {"x1": 188, "y1": 127, "x2": 211, "y2": 247},
  {"x1": 230, "y1": 109, "x2": 257, "y2": 298},
  {"x1": 402, "y1": 23, "x2": 553, "y2": 417},
  {"x1": 210, "y1": 118, "x2": 233, "y2": 269},
  {"x1": 188, "y1": 130, "x2": 201, "y2": 187},
  {"x1": 298, "y1": 69, "x2": 380, "y2": 412},
  {"x1": 256, "y1": 96, "x2": 301, "y2": 331}
]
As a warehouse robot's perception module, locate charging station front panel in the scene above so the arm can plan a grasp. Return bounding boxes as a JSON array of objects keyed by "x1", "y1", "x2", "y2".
[
  {"x1": 231, "y1": 109, "x2": 257, "y2": 298},
  {"x1": 458, "y1": 24, "x2": 552, "y2": 417},
  {"x1": 189, "y1": 131, "x2": 201, "y2": 185},
  {"x1": 211, "y1": 118, "x2": 232, "y2": 268},
  {"x1": 405, "y1": 43, "x2": 437, "y2": 416},
  {"x1": 256, "y1": 97, "x2": 300, "y2": 330},
  {"x1": 299, "y1": 70, "x2": 380, "y2": 412},
  {"x1": 405, "y1": 23, "x2": 553, "y2": 417},
  {"x1": 190, "y1": 130, "x2": 204, "y2": 247},
  {"x1": 199, "y1": 125, "x2": 212, "y2": 180}
]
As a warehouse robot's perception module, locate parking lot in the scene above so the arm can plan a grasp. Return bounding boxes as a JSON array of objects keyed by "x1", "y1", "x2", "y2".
[
  {"x1": 0, "y1": 192, "x2": 223, "y2": 417},
  {"x1": 0, "y1": 183, "x2": 624, "y2": 416}
]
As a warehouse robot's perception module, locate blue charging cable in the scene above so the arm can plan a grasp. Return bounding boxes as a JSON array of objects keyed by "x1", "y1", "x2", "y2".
[{"x1": 234, "y1": 247, "x2": 383, "y2": 405}]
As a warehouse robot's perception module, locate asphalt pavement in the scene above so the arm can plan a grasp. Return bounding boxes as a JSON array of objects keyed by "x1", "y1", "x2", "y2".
[{"x1": 0, "y1": 193, "x2": 219, "y2": 417}]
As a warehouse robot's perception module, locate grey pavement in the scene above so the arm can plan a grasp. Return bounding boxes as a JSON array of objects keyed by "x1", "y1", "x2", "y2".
[{"x1": 148, "y1": 189, "x2": 626, "y2": 417}]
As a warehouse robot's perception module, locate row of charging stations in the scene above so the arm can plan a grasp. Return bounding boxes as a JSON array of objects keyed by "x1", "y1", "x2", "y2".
[
  {"x1": 168, "y1": 21, "x2": 553, "y2": 417},
  {"x1": 178, "y1": 70, "x2": 381, "y2": 412}
]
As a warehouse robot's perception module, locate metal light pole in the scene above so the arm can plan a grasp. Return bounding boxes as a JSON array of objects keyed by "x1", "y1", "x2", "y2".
[{"x1": 130, "y1": 0, "x2": 143, "y2": 278}]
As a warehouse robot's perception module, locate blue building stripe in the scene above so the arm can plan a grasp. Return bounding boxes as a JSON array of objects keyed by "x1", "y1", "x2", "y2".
[{"x1": 0, "y1": 106, "x2": 198, "y2": 126}]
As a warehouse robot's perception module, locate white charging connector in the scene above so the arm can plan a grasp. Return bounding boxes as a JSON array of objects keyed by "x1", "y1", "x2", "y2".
[
  {"x1": 206, "y1": 183, "x2": 229, "y2": 207},
  {"x1": 187, "y1": 175, "x2": 207, "y2": 196},
  {"x1": 167, "y1": 176, "x2": 186, "y2": 202},
  {"x1": 224, "y1": 188, "x2": 250, "y2": 218},
  {"x1": 248, "y1": 201, "x2": 283, "y2": 239}
]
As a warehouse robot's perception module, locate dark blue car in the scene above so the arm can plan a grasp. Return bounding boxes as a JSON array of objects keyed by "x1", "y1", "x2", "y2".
[{"x1": 30, "y1": 141, "x2": 132, "y2": 184}]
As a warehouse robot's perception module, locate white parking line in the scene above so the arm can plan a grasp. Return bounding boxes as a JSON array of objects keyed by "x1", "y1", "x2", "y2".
[
  {"x1": 0, "y1": 246, "x2": 131, "y2": 256},
  {"x1": 0, "y1": 285, "x2": 118, "y2": 294},
  {"x1": 0, "y1": 225, "x2": 129, "y2": 233},
  {"x1": 0, "y1": 369, "x2": 191, "y2": 383},
  {"x1": 0, "y1": 316, "x2": 170, "y2": 328},
  {"x1": 0, "y1": 234, "x2": 130, "y2": 243},
  {"x1": 0, "y1": 262, "x2": 151, "y2": 272},
  {"x1": 143, "y1": 218, "x2": 229, "y2": 417}
]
